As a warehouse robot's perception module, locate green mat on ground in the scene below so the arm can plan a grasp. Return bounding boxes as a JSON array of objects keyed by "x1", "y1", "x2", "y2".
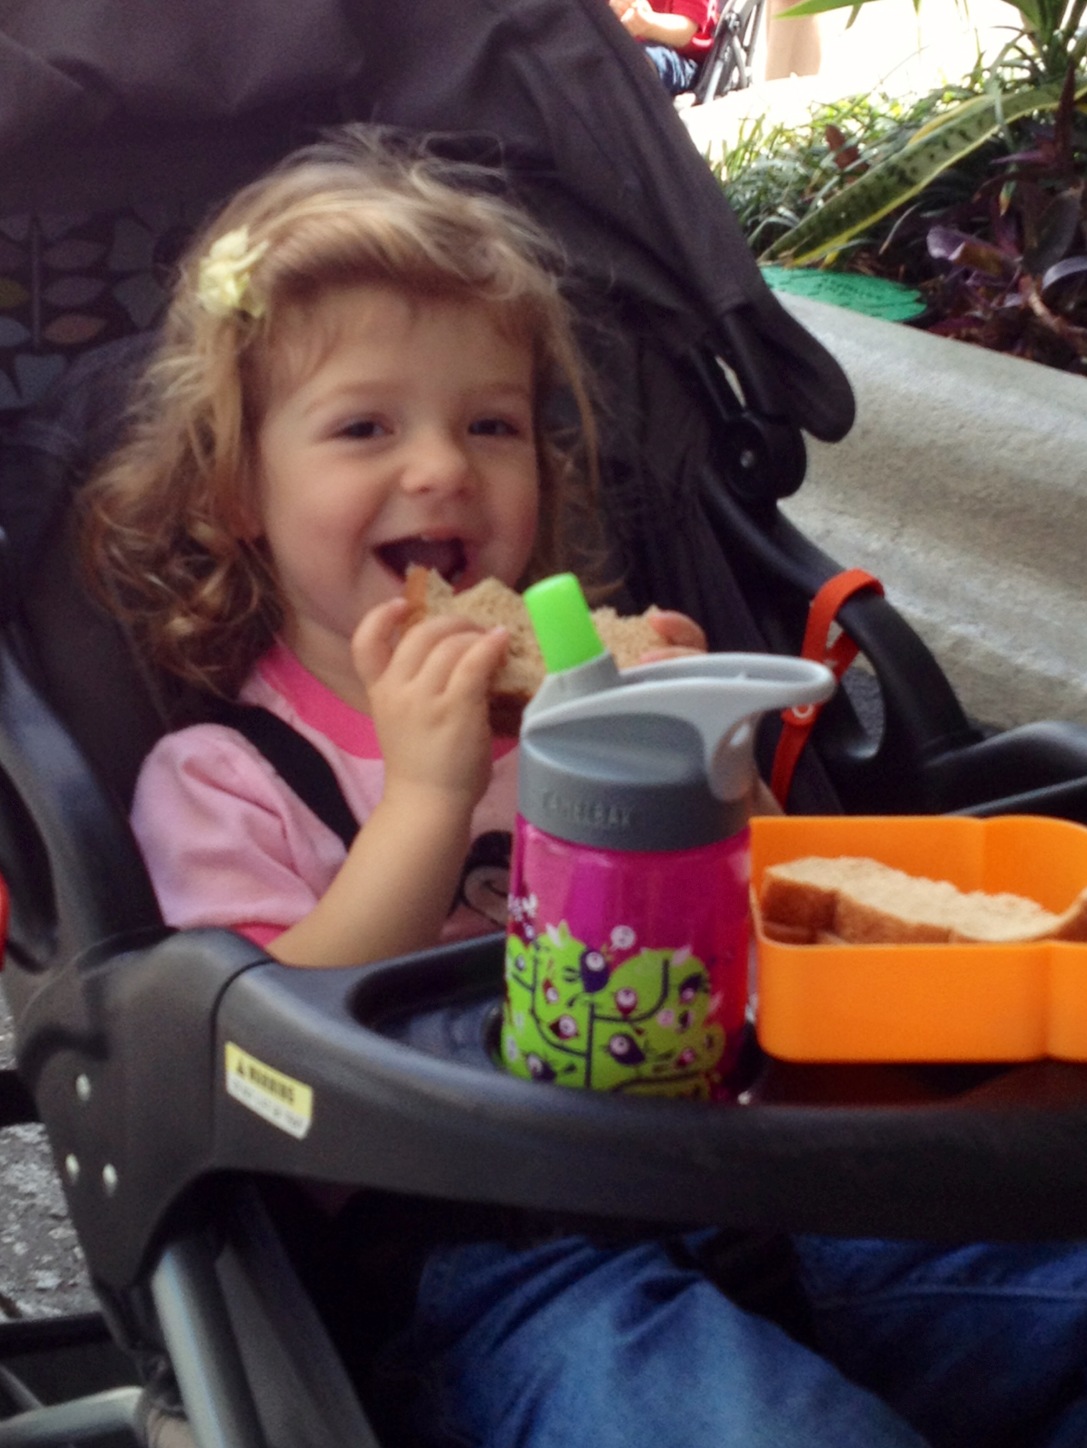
[{"x1": 761, "y1": 265, "x2": 926, "y2": 321}]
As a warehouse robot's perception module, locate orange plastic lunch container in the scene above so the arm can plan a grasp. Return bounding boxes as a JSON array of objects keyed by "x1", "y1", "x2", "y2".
[{"x1": 750, "y1": 814, "x2": 1087, "y2": 1063}]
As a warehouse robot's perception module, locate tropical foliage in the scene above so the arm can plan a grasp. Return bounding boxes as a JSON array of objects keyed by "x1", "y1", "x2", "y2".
[{"x1": 713, "y1": 0, "x2": 1087, "y2": 370}]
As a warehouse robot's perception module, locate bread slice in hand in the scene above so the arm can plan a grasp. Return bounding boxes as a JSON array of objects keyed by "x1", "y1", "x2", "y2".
[
  {"x1": 403, "y1": 566, "x2": 660, "y2": 734},
  {"x1": 758, "y1": 854, "x2": 1087, "y2": 945}
]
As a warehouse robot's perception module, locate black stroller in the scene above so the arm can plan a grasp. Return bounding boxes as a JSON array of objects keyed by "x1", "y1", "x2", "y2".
[
  {"x1": 4, "y1": 2, "x2": 1087, "y2": 1443},
  {"x1": 692, "y1": 0, "x2": 768, "y2": 104}
]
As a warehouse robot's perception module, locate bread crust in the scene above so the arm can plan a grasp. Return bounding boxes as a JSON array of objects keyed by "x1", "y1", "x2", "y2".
[{"x1": 402, "y1": 564, "x2": 437, "y2": 629}]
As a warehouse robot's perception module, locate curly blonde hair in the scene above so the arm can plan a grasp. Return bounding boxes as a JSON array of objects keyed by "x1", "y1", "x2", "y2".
[{"x1": 82, "y1": 128, "x2": 600, "y2": 699}]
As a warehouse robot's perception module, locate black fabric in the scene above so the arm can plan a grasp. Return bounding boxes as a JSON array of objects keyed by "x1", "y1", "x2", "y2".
[
  {"x1": 0, "y1": 335, "x2": 183, "y2": 810},
  {"x1": 214, "y1": 703, "x2": 360, "y2": 852},
  {"x1": 0, "y1": 334, "x2": 154, "y2": 597},
  {"x1": 0, "y1": 0, "x2": 853, "y2": 445},
  {"x1": 0, "y1": 4, "x2": 856, "y2": 821}
]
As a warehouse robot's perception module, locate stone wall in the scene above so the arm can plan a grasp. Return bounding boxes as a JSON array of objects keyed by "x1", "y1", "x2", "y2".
[{"x1": 778, "y1": 294, "x2": 1087, "y2": 731}]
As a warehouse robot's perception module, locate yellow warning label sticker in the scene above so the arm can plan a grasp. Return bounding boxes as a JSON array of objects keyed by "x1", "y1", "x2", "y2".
[{"x1": 225, "y1": 1043, "x2": 313, "y2": 1140}]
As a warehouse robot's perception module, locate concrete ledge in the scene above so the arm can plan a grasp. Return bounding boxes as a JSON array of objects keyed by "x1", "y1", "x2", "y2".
[{"x1": 778, "y1": 294, "x2": 1087, "y2": 730}]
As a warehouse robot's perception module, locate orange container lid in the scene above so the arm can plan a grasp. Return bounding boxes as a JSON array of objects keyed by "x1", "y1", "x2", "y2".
[{"x1": 751, "y1": 815, "x2": 1087, "y2": 1063}]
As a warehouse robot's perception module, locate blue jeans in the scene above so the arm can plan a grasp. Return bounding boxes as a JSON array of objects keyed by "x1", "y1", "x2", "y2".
[
  {"x1": 795, "y1": 1236, "x2": 1087, "y2": 1448},
  {"x1": 367, "y1": 1231, "x2": 1087, "y2": 1447},
  {"x1": 641, "y1": 43, "x2": 698, "y2": 95},
  {"x1": 370, "y1": 1231, "x2": 928, "y2": 1447}
]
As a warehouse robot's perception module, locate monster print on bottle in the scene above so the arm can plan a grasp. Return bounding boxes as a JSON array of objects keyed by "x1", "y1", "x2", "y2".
[
  {"x1": 504, "y1": 913, "x2": 729, "y2": 1096},
  {"x1": 503, "y1": 825, "x2": 745, "y2": 1098}
]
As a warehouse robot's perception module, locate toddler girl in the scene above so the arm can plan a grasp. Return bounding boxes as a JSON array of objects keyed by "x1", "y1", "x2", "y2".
[{"x1": 83, "y1": 127, "x2": 1081, "y2": 1448}]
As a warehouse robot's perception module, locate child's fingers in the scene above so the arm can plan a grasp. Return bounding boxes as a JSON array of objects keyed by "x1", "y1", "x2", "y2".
[
  {"x1": 389, "y1": 615, "x2": 490, "y2": 682},
  {"x1": 405, "y1": 622, "x2": 507, "y2": 698},
  {"x1": 441, "y1": 626, "x2": 509, "y2": 700},
  {"x1": 638, "y1": 644, "x2": 705, "y2": 665},
  {"x1": 647, "y1": 608, "x2": 707, "y2": 652},
  {"x1": 353, "y1": 607, "x2": 477, "y2": 686},
  {"x1": 351, "y1": 598, "x2": 411, "y2": 685}
]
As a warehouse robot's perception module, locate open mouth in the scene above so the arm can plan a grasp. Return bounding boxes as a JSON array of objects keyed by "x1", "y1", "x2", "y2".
[{"x1": 376, "y1": 536, "x2": 468, "y2": 585}]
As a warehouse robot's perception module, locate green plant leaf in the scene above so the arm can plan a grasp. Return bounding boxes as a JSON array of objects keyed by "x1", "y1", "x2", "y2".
[
  {"x1": 761, "y1": 79, "x2": 1087, "y2": 264},
  {"x1": 1010, "y1": 0, "x2": 1045, "y2": 30},
  {"x1": 776, "y1": 0, "x2": 871, "y2": 15}
]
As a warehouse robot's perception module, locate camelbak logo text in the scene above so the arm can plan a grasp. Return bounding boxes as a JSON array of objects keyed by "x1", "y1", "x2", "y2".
[{"x1": 541, "y1": 790, "x2": 634, "y2": 831}]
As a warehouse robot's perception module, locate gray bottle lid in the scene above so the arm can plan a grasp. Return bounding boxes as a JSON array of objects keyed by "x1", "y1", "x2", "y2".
[{"x1": 518, "y1": 576, "x2": 836, "y2": 853}]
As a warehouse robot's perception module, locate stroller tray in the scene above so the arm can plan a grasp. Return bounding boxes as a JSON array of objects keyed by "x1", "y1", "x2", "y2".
[{"x1": 752, "y1": 814, "x2": 1087, "y2": 1063}]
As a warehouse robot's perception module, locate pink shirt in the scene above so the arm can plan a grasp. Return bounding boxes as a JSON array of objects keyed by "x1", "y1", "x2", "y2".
[{"x1": 131, "y1": 643, "x2": 518, "y2": 948}]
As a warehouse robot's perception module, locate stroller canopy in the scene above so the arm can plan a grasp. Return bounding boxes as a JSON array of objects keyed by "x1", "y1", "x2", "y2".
[{"x1": 0, "y1": 0, "x2": 853, "y2": 444}]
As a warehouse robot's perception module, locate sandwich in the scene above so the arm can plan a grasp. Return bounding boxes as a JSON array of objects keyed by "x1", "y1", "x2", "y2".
[
  {"x1": 403, "y1": 566, "x2": 660, "y2": 734},
  {"x1": 757, "y1": 854, "x2": 1087, "y2": 945}
]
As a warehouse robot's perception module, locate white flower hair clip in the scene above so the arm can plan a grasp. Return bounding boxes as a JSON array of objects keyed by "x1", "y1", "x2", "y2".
[{"x1": 196, "y1": 227, "x2": 269, "y2": 319}]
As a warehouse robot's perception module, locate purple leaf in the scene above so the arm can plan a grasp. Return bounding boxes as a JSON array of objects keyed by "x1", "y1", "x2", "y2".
[
  {"x1": 927, "y1": 225, "x2": 1015, "y2": 279},
  {"x1": 1023, "y1": 188, "x2": 1084, "y2": 275},
  {"x1": 926, "y1": 225, "x2": 974, "y2": 262},
  {"x1": 1041, "y1": 254, "x2": 1087, "y2": 299}
]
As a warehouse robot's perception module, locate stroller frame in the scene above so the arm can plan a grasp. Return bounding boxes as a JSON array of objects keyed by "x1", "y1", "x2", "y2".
[{"x1": 692, "y1": 0, "x2": 768, "y2": 104}]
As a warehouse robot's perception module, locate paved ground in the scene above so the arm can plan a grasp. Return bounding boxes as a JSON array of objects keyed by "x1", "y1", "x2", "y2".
[{"x1": 0, "y1": 998, "x2": 97, "y2": 1322}]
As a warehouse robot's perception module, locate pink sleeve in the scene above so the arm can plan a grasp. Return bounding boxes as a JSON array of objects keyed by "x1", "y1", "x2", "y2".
[{"x1": 130, "y1": 724, "x2": 347, "y2": 943}]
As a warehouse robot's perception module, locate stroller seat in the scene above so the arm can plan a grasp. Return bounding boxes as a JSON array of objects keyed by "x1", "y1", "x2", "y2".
[{"x1": 4, "y1": 2, "x2": 1087, "y2": 1444}]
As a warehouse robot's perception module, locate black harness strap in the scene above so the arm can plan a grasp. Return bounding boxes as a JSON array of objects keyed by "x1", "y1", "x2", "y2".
[{"x1": 214, "y1": 702, "x2": 359, "y2": 852}]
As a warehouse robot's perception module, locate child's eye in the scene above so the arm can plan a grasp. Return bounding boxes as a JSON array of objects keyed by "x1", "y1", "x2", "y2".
[
  {"x1": 337, "y1": 419, "x2": 386, "y2": 440},
  {"x1": 469, "y1": 417, "x2": 524, "y2": 438}
]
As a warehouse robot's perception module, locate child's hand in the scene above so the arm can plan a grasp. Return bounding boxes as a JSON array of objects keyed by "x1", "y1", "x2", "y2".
[
  {"x1": 612, "y1": 0, "x2": 655, "y2": 35},
  {"x1": 352, "y1": 598, "x2": 508, "y2": 808},
  {"x1": 638, "y1": 608, "x2": 708, "y2": 664},
  {"x1": 271, "y1": 601, "x2": 508, "y2": 969}
]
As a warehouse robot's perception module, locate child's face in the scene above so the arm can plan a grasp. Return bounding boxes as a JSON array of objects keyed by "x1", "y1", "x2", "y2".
[{"x1": 253, "y1": 284, "x2": 540, "y2": 680}]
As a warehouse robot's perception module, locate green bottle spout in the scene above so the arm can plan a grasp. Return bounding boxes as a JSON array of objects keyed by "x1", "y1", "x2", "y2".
[{"x1": 523, "y1": 574, "x2": 605, "y2": 674}]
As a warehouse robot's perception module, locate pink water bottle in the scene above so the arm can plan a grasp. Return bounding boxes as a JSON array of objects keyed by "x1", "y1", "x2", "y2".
[{"x1": 502, "y1": 574, "x2": 834, "y2": 1099}]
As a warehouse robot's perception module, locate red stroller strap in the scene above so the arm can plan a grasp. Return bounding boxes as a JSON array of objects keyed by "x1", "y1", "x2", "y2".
[{"x1": 770, "y1": 568, "x2": 884, "y2": 809}]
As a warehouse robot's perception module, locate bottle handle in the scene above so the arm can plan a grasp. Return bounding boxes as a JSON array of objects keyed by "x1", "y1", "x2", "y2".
[{"x1": 522, "y1": 654, "x2": 836, "y2": 802}]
